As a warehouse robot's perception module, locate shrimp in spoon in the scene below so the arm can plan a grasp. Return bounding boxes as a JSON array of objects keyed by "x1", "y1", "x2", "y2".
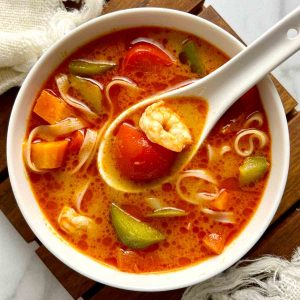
[{"x1": 139, "y1": 101, "x2": 192, "y2": 152}]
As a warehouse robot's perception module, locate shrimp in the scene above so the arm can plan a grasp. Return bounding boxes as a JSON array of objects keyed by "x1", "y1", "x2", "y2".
[
  {"x1": 58, "y1": 206, "x2": 94, "y2": 235},
  {"x1": 139, "y1": 101, "x2": 192, "y2": 152}
]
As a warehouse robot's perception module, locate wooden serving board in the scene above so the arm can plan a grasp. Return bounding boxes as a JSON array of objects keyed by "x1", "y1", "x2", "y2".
[{"x1": 1, "y1": 1, "x2": 300, "y2": 299}]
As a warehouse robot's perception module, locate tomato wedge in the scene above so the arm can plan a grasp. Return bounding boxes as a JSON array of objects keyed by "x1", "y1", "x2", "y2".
[
  {"x1": 123, "y1": 42, "x2": 174, "y2": 70},
  {"x1": 115, "y1": 123, "x2": 176, "y2": 181}
]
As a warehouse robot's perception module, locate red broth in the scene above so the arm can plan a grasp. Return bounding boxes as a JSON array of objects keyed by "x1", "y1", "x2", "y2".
[{"x1": 25, "y1": 27, "x2": 270, "y2": 273}]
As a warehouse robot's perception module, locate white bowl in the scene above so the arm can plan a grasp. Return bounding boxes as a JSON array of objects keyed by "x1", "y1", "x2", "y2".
[{"x1": 7, "y1": 8, "x2": 289, "y2": 291}]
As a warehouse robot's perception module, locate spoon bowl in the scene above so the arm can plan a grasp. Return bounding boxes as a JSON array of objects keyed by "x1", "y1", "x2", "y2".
[
  {"x1": 98, "y1": 7, "x2": 300, "y2": 193},
  {"x1": 98, "y1": 92, "x2": 207, "y2": 192}
]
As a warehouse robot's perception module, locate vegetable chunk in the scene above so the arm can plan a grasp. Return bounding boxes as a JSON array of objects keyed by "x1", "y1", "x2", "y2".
[
  {"x1": 115, "y1": 123, "x2": 176, "y2": 181},
  {"x1": 69, "y1": 75, "x2": 102, "y2": 114},
  {"x1": 33, "y1": 90, "x2": 74, "y2": 124},
  {"x1": 239, "y1": 156, "x2": 269, "y2": 185},
  {"x1": 180, "y1": 40, "x2": 206, "y2": 76},
  {"x1": 69, "y1": 60, "x2": 116, "y2": 76},
  {"x1": 31, "y1": 140, "x2": 69, "y2": 169},
  {"x1": 116, "y1": 248, "x2": 159, "y2": 273},
  {"x1": 123, "y1": 42, "x2": 174, "y2": 70},
  {"x1": 210, "y1": 190, "x2": 229, "y2": 211},
  {"x1": 68, "y1": 130, "x2": 84, "y2": 152},
  {"x1": 203, "y1": 232, "x2": 226, "y2": 255},
  {"x1": 111, "y1": 203, "x2": 165, "y2": 249}
]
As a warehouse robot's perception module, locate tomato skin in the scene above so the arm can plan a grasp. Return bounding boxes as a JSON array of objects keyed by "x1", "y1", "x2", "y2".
[
  {"x1": 115, "y1": 123, "x2": 176, "y2": 181},
  {"x1": 123, "y1": 42, "x2": 174, "y2": 70}
]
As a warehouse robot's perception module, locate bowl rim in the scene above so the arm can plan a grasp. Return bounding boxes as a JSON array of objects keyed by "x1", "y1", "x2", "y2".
[{"x1": 7, "y1": 7, "x2": 290, "y2": 292}]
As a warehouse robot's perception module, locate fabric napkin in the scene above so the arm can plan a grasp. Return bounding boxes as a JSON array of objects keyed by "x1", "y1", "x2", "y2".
[
  {"x1": 182, "y1": 247, "x2": 300, "y2": 300},
  {"x1": 0, "y1": 0, "x2": 104, "y2": 95}
]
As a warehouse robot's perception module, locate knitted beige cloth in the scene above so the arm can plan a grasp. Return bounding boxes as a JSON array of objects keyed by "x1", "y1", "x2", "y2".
[
  {"x1": 182, "y1": 248, "x2": 300, "y2": 300},
  {"x1": 0, "y1": 0, "x2": 104, "y2": 95}
]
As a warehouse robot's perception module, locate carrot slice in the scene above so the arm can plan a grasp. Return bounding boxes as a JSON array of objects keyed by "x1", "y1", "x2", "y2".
[
  {"x1": 203, "y1": 232, "x2": 226, "y2": 255},
  {"x1": 33, "y1": 90, "x2": 75, "y2": 124},
  {"x1": 31, "y1": 140, "x2": 69, "y2": 169},
  {"x1": 116, "y1": 248, "x2": 159, "y2": 273},
  {"x1": 116, "y1": 248, "x2": 140, "y2": 273},
  {"x1": 210, "y1": 190, "x2": 229, "y2": 211},
  {"x1": 68, "y1": 130, "x2": 85, "y2": 152}
]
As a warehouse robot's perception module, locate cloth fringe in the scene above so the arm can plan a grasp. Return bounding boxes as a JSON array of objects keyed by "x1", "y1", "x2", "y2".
[
  {"x1": 182, "y1": 248, "x2": 300, "y2": 300},
  {"x1": 0, "y1": 0, "x2": 104, "y2": 95}
]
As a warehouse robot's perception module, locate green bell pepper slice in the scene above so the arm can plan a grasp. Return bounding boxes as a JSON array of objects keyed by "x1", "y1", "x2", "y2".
[
  {"x1": 239, "y1": 156, "x2": 269, "y2": 185},
  {"x1": 69, "y1": 60, "x2": 116, "y2": 76},
  {"x1": 111, "y1": 203, "x2": 165, "y2": 249},
  {"x1": 181, "y1": 40, "x2": 206, "y2": 76}
]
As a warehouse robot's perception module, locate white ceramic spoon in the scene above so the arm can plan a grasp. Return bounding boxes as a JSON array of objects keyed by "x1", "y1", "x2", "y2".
[{"x1": 98, "y1": 7, "x2": 300, "y2": 193}]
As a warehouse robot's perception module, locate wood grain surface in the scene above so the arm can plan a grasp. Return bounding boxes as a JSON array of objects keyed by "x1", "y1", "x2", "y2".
[
  {"x1": 0, "y1": 88, "x2": 18, "y2": 175},
  {"x1": 36, "y1": 246, "x2": 96, "y2": 299},
  {"x1": 273, "y1": 112, "x2": 300, "y2": 222},
  {"x1": 250, "y1": 204, "x2": 300, "y2": 258},
  {"x1": 0, "y1": 179, "x2": 35, "y2": 242},
  {"x1": 89, "y1": 287, "x2": 185, "y2": 300},
  {"x1": 0, "y1": 2, "x2": 299, "y2": 300},
  {"x1": 103, "y1": 0, "x2": 205, "y2": 15}
]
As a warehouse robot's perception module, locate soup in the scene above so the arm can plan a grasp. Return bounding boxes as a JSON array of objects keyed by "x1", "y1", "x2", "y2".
[{"x1": 24, "y1": 27, "x2": 271, "y2": 273}]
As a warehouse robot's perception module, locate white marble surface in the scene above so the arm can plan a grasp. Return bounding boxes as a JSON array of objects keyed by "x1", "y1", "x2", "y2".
[
  {"x1": 0, "y1": 212, "x2": 72, "y2": 300},
  {"x1": 0, "y1": 1, "x2": 299, "y2": 300}
]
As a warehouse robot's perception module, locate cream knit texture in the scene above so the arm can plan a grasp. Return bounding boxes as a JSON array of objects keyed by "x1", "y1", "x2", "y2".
[
  {"x1": 0, "y1": 0, "x2": 104, "y2": 94},
  {"x1": 182, "y1": 248, "x2": 300, "y2": 300}
]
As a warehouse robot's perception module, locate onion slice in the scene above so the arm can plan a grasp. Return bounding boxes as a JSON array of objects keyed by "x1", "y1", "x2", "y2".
[
  {"x1": 147, "y1": 207, "x2": 187, "y2": 218},
  {"x1": 56, "y1": 73, "x2": 100, "y2": 123},
  {"x1": 207, "y1": 144, "x2": 217, "y2": 164},
  {"x1": 176, "y1": 169, "x2": 219, "y2": 205},
  {"x1": 145, "y1": 197, "x2": 165, "y2": 210},
  {"x1": 234, "y1": 129, "x2": 268, "y2": 157},
  {"x1": 220, "y1": 145, "x2": 231, "y2": 156},
  {"x1": 79, "y1": 79, "x2": 115, "y2": 172},
  {"x1": 201, "y1": 208, "x2": 235, "y2": 224},
  {"x1": 83, "y1": 96, "x2": 114, "y2": 172},
  {"x1": 244, "y1": 111, "x2": 264, "y2": 128},
  {"x1": 24, "y1": 118, "x2": 86, "y2": 173},
  {"x1": 207, "y1": 144, "x2": 231, "y2": 164},
  {"x1": 75, "y1": 180, "x2": 91, "y2": 213},
  {"x1": 70, "y1": 129, "x2": 97, "y2": 174}
]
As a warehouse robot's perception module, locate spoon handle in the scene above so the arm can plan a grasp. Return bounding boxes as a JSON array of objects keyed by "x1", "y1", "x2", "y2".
[{"x1": 198, "y1": 6, "x2": 300, "y2": 116}]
